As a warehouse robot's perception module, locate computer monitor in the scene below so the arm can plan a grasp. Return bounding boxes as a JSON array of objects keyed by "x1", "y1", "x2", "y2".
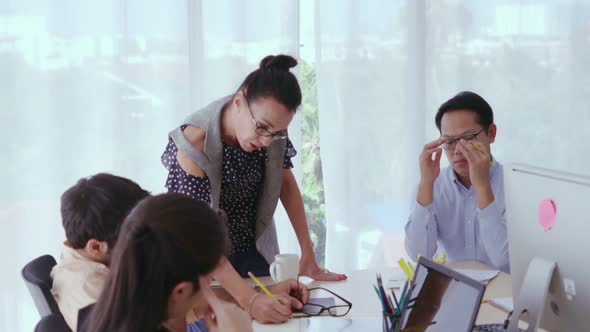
[{"x1": 505, "y1": 163, "x2": 590, "y2": 330}]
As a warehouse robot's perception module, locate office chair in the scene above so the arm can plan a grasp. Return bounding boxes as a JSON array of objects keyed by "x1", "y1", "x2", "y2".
[
  {"x1": 34, "y1": 313, "x2": 70, "y2": 332},
  {"x1": 21, "y1": 255, "x2": 61, "y2": 317},
  {"x1": 22, "y1": 255, "x2": 71, "y2": 331}
]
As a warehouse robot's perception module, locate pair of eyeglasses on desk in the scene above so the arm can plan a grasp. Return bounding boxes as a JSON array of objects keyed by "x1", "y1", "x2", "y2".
[{"x1": 294, "y1": 275, "x2": 352, "y2": 317}]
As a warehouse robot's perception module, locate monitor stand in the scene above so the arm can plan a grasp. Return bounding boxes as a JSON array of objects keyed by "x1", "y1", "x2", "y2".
[{"x1": 507, "y1": 257, "x2": 561, "y2": 332}]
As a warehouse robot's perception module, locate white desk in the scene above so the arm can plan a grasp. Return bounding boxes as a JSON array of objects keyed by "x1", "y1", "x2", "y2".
[{"x1": 253, "y1": 261, "x2": 512, "y2": 331}]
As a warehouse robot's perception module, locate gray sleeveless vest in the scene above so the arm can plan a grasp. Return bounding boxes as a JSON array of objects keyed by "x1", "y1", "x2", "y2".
[{"x1": 168, "y1": 95, "x2": 284, "y2": 263}]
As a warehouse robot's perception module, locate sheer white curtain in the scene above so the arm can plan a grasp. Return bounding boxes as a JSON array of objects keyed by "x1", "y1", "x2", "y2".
[
  {"x1": 315, "y1": 0, "x2": 590, "y2": 273},
  {"x1": 0, "y1": 1, "x2": 299, "y2": 330}
]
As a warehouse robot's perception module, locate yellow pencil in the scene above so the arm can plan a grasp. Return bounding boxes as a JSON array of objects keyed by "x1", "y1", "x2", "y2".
[{"x1": 247, "y1": 272, "x2": 279, "y2": 302}]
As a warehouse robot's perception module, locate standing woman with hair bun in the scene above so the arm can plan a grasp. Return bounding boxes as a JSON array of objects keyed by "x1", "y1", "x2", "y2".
[{"x1": 161, "y1": 54, "x2": 346, "y2": 324}]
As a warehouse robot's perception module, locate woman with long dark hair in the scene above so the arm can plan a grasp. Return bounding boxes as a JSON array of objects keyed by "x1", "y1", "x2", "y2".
[
  {"x1": 85, "y1": 193, "x2": 252, "y2": 332},
  {"x1": 161, "y1": 54, "x2": 344, "y2": 323}
]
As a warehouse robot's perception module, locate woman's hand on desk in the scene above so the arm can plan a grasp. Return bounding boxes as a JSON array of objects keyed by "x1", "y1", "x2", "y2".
[
  {"x1": 299, "y1": 252, "x2": 347, "y2": 281},
  {"x1": 267, "y1": 279, "x2": 310, "y2": 309}
]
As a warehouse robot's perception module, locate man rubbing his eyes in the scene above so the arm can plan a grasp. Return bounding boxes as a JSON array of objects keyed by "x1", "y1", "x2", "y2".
[{"x1": 404, "y1": 91, "x2": 509, "y2": 272}]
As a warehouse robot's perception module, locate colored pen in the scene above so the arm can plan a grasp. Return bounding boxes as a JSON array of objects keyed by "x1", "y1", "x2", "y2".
[
  {"x1": 391, "y1": 289, "x2": 400, "y2": 309},
  {"x1": 374, "y1": 284, "x2": 388, "y2": 312},
  {"x1": 399, "y1": 280, "x2": 408, "y2": 308},
  {"x1": 378, "y1": 274, "x2": 394, "y2": 314}
]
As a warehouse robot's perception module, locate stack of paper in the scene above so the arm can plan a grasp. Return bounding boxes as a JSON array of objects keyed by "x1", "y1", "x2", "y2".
[
  {"x1": 488, "y1": 297, "x2": 513, "y2": 312},
  {"x1": 453, "y1": 268, "x2": 500, "y2": 284}
]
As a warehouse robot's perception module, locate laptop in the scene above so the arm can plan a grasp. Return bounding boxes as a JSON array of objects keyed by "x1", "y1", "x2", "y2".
[{"x1": 400, "y1": 257, "x2": 505, "y2": 332}]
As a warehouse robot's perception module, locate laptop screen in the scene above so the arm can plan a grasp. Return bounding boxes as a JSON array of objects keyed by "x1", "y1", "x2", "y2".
[{"x1": 401, "y1": 258, "x2": 486, "y2": 332}]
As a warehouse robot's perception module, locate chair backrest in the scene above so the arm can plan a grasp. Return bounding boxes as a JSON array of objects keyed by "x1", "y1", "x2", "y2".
[
  {"x1": 76, "y1": 304, "x2": 94, "y2": 332},
  {"x1": 21, "y1": 255, "x2": 61, "y2": 317},
  {"x1": 34, "y1": 313, "x2": 70, "y2": 332}
]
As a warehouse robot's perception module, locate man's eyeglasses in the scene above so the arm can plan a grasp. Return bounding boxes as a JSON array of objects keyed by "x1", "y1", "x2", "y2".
[
  {"x1": 441, "y1": 128, "x2": 486, "y2": 150},
  {"x1": 243, "y1": 94, "x2": 288, "y2": 141}
]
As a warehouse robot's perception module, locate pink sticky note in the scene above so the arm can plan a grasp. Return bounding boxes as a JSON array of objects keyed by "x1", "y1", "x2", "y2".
[{"x1": 538, "y1": 199, "x2": 557, "y2": 231}]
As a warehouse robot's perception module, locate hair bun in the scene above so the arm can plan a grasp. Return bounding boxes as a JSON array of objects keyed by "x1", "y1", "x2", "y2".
[{"x1": 259, "y1": 54, "x2": 298, "y2": 71}]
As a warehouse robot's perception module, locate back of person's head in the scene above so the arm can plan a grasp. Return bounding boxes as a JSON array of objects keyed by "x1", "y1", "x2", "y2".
[
  {"x1": 435, "y1": 91, "x2": 494, "y2": 132},
  {"x1": 86, "y1": 193, "x2": 228, "y2": 332},
  {"x1": 238, "y1": 54, "x2": 302, "y2": 112},
  {"x1": 61, "y1": 173, "x2": 150, "y2": 250}
]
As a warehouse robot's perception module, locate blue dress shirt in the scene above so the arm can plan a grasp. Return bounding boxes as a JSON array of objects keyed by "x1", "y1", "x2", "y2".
[{"x1": 404, "y1": 159, "x2": 510, "y2": 272}]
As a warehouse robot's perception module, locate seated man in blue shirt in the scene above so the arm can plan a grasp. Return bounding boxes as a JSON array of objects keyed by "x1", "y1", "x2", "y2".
[{"x1": 405, "y1": 91, "x2": 509, "y2": 272}]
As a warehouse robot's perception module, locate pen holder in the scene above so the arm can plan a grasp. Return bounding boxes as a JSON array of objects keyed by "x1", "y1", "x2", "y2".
[{"x1": 382, "y1": 312, "x2": 402, "y2": 332}]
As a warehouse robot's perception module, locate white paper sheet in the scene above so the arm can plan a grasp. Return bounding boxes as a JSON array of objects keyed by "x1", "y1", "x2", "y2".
[
  {"x1": 488, "y1": 297, "x2": 513, "y2": 312},
  {"x1": 453, "y1": 268, "x2": 500, "y2": 284}
]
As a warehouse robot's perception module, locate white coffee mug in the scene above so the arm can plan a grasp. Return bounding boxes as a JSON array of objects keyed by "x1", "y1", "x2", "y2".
[{"x1": 269, "y1": 254, "x2": 300, "y2": 282}]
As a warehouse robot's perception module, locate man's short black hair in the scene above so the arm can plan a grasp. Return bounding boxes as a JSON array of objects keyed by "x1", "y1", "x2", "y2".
[
  {"x1": 60, "y1": 173, "x2": 150, "y2": 249},
  {"x1": 435, "y1": 91, "x2": 494, "y2": 132}
]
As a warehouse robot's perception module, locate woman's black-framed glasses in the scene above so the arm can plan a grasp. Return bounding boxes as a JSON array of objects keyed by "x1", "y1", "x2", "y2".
[
  {"x1": 299, "y1": 287, "x2": 353, "y2": 317},
  {"x1": 441, "y1": 127, "x2": 486, "y2": 150},
  {"x1": 243, "y1": 94, "x2": 288, "y2": 140}
]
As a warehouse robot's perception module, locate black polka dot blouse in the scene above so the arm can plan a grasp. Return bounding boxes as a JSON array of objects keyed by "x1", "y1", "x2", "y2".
[{"x1": 161, "y1": 126, "x2": 296, "y2": 255}]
